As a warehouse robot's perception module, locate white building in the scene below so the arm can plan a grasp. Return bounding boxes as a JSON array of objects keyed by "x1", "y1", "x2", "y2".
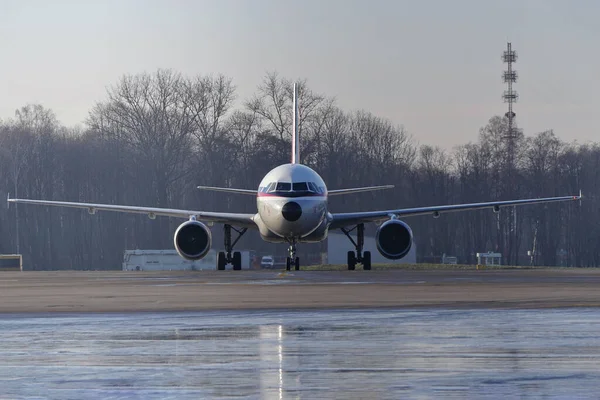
[
  {"x1": 326, "y1": 232, "x2": 417, "y2": 265},
  {"x1": 122, "y1": 249, "x2": 252, "y2": 271}
]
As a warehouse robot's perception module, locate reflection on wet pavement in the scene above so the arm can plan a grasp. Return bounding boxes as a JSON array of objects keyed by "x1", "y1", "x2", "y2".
[{"x1": 1, "y1": 308, "x2": 599, "y2": 399}]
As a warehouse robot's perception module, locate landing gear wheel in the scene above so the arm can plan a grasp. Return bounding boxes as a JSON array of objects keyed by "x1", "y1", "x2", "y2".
[
  {"x1": 342, "y1": 224, "x2": 372, "y2": 271},
  {"x1": 347, "y1": 251, "x2": 356, "y2": 271},
  {"x1": 363, "y1": 251, "x2": 372, "y2": 270},
  {"x1": 217, "y1": 251, "x2": 227, "y2": 270},
  {"x1": 286, "y1": 240, "x2": 298, "y2": 272},
  {"x1": 232, "y1": 251, "x2": 242, "y2": 270},
  {"x1": 220, "y1": 224, "x2": 248, "y2": 271}
]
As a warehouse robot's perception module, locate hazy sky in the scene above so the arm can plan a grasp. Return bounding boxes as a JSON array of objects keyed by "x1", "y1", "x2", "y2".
[{"x1": 1, "y1": 0, "x2": 598, "y2": 148}]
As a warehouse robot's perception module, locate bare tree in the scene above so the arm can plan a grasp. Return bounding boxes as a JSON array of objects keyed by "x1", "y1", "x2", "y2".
[
  {"x1": 88, "y1": 69, "x2": 196, "y2": 203},
  {"x1": 247, "y1": 72, "x2": 324, "y2": 144},
  {"x1": 0, "y1": 71, "x2": 595, "y2": 269}
]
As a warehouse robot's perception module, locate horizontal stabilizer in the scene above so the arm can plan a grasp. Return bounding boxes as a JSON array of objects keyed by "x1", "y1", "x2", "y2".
[
  {"x1": 328, "y1": 185, "x2": 394, "y2": 196},
  {"x1": 197, "y1": 186, "x2": 257, "y2": 195}
]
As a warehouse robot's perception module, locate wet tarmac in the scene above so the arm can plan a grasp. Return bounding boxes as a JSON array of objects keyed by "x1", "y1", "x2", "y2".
[{"x1": 1, "y1": 308, "x2": 599, "y2": 399}]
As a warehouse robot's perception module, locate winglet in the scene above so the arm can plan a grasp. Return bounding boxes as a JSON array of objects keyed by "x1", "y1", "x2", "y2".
[
  {"x1": 6, "y1": 193, "x2": 10, "y2": 209},
  {"x1": 291, "y1": 82, "x2": 299, "y2": 164}
]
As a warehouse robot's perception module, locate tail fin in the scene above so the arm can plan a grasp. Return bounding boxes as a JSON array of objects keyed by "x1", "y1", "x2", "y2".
[{"x1": 291, "y1": 83, "x2": 300, "y2": 164}]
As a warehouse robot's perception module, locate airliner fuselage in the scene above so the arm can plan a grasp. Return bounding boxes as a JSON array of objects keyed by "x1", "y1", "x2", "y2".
[{"x1": 255, "y1": 163, "x2": 329, "y2": 242}]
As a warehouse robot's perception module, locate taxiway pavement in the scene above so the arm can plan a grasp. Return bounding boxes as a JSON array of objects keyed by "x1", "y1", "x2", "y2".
[{"x1": 1, "y1": 268, "x2": 600, "y2": 312}]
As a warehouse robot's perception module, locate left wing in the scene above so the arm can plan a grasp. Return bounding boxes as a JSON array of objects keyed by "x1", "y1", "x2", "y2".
[
  {"x1": 7, "y1": 196, "x2": 257, "y2": 228},
  {"x1": 330, "y1": 193, "x2": 582, "y2": 230},
  {"x1": 328, "y1": 185, "x2": 394, "y2": 196}
]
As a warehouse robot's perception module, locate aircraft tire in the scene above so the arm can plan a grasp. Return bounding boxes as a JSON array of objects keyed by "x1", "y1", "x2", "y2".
[
  {"x1": 294, "y1": 257, "x2": 300, "y2": 271},
  {"x1": 232, "y1": 251, "x2": 242, "y2": 270},
  {"x1": 347, "y1": 251, "x2": 356, "y2": 271},
  {"x1": 286, "y1": 257, "x2": 291, "y2": 271},
  {"x1": 217, "y1": 252, "x2": 227, "y2": 270},
  {"x1": 363, "y1": 251, "x2": 372, "y2": 270}
]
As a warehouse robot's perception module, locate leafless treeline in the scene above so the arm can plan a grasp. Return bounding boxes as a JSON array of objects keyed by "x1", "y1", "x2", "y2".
[{"x1": 0, "y1": 70, "x2": 595, "y2": 269}]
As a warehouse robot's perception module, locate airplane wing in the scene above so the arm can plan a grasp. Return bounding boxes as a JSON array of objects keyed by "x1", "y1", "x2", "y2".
[
  {"x1": 197, "y1": 186, "x2": 257, "y2": 195},
  {"x1": 329, "y1": 194, "x2": 582, "y2": 230},
  {"x1": 328, "y1": 185, "x2": 394, "y2": 196},
  {"x1": 7, "y1": 196, "x2": 257, "y2": 228}
]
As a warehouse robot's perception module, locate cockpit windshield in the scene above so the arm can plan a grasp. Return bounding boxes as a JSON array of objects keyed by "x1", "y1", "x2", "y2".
[
  {"x1": 276, "y1": 182, "x2": 291, "y2": 191},
  {"x1": 260, "y1": 181, "x2": 323, "y2": 195},
  {"x1": 292, "y1": 182, "x2": 308, "y2": 191}
]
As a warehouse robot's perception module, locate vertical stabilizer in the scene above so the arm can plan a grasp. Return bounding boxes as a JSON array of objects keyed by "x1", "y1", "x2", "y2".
[{"x1": 291, "y1": 83, "x2": 300, "y2": 164}]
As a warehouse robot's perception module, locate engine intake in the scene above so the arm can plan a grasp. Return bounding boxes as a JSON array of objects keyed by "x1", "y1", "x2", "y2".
[
  {"x1": 375, "y1": 219, "x2": 413, "y2": 260},
  {"x1": 174, "y1": 220, "x2": 212, "y2": 260}
]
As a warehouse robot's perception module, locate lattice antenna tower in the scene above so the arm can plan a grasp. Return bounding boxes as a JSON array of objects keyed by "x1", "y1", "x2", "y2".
[{"x1": 502, "y1": 42, "x2": 522, "y2": 161}]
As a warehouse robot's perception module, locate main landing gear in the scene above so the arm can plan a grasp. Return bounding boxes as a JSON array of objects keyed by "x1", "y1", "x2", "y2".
[
  {"x1": 341, "y1": 223, "x2": 372, "y2": 270},
  {"x1": 217, "y1": 224, "x2": 247, "y2": 271},
  {"x1": 286, "y1": 240, "x2": 300, "y2": 271}
]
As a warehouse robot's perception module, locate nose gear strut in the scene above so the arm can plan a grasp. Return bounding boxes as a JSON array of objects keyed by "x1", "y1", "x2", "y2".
[{"x1": 286, "y1": 239, "x2": 300, "y2": 271}]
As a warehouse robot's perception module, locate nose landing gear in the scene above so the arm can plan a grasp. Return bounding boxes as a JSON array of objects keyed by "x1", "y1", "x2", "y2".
[{"x1": 286, "y1": 240, "x2": 300, "y2": 271}]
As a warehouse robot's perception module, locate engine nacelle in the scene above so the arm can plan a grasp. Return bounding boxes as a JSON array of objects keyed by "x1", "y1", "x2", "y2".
[
  {"x1": 173, "y1": 220, "x2": 212, "y2": 260},
  {"x1": 375, "y1": 219, "x2": 413, "y2": 260}
]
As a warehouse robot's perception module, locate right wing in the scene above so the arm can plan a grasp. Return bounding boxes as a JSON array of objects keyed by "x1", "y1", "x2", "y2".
[
  {"x1": 7, "y1": 196, "x2": 257, "y2": 228},
  {"x1": 196, "y1": 186, "x2": 257, "y2": 196},
  {"x1": 328, "y1": 185, "x2": 394, "y2": 196},
  {"x1": 330, "y1": 193, "x2": 582, "y2": 230}
]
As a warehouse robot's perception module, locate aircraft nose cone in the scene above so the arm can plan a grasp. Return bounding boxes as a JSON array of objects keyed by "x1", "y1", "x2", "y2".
[{"x1": 282, "y1": 201, "x2": 302, "y2": 222}]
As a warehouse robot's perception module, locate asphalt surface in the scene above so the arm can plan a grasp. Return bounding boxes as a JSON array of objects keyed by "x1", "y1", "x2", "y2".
[{"x1": 1, "y1": 268, "x2": 600, "y2": 312}]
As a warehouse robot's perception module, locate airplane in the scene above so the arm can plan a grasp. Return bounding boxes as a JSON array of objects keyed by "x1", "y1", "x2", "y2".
[{"x1": 7, "y1": 84, "x2": 582, "y2": 271}]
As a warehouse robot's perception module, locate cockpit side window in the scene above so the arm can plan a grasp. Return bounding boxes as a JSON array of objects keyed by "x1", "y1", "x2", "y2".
[
  {"x1": 276, "y1": 182, "x2": 291, "y2": 191},
  {"x1": 308, "y1": 182, "x2": 318, "y2": 193},
  {"x1": 266, "y1": 182, "x2": 277, "y2": 193}
]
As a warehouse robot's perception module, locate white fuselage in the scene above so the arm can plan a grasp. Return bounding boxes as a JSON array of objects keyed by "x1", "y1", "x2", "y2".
[{"x1": 256, "y1": 164, "x2": 329, "y2": 240}]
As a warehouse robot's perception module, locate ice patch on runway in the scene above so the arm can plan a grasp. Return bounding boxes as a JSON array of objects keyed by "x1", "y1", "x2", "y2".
[{"x1": 1, "y1": 308, "x2": 600, "y2": 398}]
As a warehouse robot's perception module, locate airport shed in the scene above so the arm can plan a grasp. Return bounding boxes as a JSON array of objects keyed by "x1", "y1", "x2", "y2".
[
  {"x1": 122, "y1": 249, "x2": 253, "y2": 271},
  {"x1": 121, "y1": 249, "x2": 250, "y2": 271},
  {"x1": 122, "y1": 249, "x2": 218, "y2": 271}
]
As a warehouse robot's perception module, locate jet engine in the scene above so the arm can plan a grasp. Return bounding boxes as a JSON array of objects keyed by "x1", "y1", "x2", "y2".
[
  {"x1": 173, "y1": 220, "x2": 212, "y2": 260},
  {"x1": 375, "y1": 219, "x2": 413, "y2": 260}
]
